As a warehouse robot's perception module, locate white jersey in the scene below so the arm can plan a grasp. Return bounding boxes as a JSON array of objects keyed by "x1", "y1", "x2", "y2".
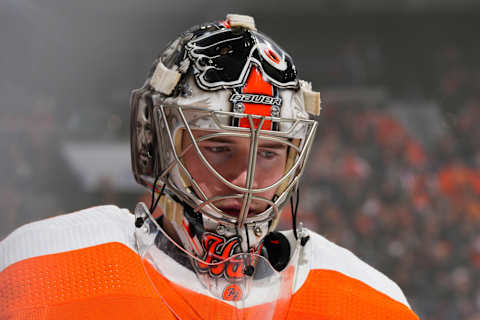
[{"x1": 0, "y1": 205, "x2": 417, "y2": 320}]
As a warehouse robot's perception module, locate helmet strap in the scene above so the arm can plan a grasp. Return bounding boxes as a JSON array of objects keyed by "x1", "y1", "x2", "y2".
[
  {"x1": 150, "y1": 174, "x2": 167, "y2": 213},
  {"x1": 289, "y1": 186, "x2": 310, "y2": 246},
  {"x1": 182, "y1": 201, "x2": 205, "y2": 239},
  {"x1": 290, "y1": 186, "x2": 300, "y2": 240}
]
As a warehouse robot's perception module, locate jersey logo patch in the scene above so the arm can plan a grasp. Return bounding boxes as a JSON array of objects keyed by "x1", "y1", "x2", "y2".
[
  {"x1": 222, "y1": 284, "x2": 243, "y2": 301},
  {"x1": 195, "y1": 233, "x2": 245, "y2": 280}
]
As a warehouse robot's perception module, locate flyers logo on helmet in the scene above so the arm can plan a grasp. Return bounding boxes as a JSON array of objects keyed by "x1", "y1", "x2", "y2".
[{"x1": 186, "y1": 27, "x2": 297, "y2": 91}]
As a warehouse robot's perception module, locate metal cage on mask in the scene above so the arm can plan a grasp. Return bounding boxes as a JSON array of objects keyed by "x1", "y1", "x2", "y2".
[
  {"x1": 152, "y1": 101, "x2": 318, "y2": 231},
  {"x1": 130, "y1": 14, "x2": 321, "y2": 304},
  {"x1": 130, "y1": 85, "x2": 317, "y2": 222}
]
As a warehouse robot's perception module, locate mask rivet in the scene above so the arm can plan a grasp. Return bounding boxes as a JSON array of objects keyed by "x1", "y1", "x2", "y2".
[
  {"x1": 233, "y1": 102, "x2": 244, "y2": 113},
  {"x1": 270, "y1": 105, "x2": 280, "y2": 117},
  {"x1": 181, "y1": 85, "x2": 192, "y2": 97},
  {"x1": 216, "y1": 224, "x2": 226, "y2": 235},
  {"x1": 253, "y1": 226, "x2": 263, "y2": 237}
]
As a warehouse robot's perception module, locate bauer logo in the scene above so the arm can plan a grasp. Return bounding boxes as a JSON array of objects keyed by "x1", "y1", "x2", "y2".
[{"x1": 230, "y1": 93, "x2": 282, "y2": 106}]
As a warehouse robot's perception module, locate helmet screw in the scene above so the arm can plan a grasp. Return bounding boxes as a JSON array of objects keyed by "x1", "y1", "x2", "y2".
[
  {"x1": 233, "y1": 102, "x2": 244, "y2": 113},
  {"x1": 253, "y1": 226, "x2": 263, "y2": 237},
  {"x1": 270, "y1": 105, "x2": 280, "y2": 117},
  {"x1": 181, "y1": 84, "x2": 192, "y2": 97},
  {"x1": 216, "y1": 224, "x2": 226, "y2": 235},
  {"x1": 135, "y1": 217, "x2": 144, "y2": 228},
  {"x1": 243, "y1": 265, "x2": 255, "y2": 276}
]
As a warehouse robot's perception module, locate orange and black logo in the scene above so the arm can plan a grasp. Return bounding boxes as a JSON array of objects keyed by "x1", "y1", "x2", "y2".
[
  {"x1": 222, "y1": 284, "x2": 243, "y2": 301},
  {"x1": 195, "y1": 233, "x2": 246, "y2": 280},
  {"x1": 186, "y1": 27, "x2": 297, "y2": 91}
]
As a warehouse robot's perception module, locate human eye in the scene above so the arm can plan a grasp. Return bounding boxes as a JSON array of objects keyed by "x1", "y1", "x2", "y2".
[
  {"x1": 258, "y1": 149, "x2": 278, "y2": 160},
  {"x1": 199, "y1": 143, "x2": 232, "y2": 166},
  {"x1": 204, "y1": 145, "x2": 230, "y2": 153}
]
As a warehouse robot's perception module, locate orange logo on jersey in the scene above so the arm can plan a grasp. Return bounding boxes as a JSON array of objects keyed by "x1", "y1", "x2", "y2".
[
  {"x1": 222, "y1": 284, "x2": 243, "y2": 301},
  {"x1": 195, "y1": 233, "x2": 245, "y2": 280}
]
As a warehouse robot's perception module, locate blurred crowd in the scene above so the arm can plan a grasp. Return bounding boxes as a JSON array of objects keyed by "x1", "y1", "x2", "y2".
[
  {"x1": 284, "y1": 43, "x2": 480, "y2": 319},
  {"x1": 294, "y1": 103, "x2": 479, "y2": 320}
]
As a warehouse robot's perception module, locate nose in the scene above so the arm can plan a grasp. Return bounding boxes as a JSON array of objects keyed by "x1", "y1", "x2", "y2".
[
  {"x1": 225, "y1": 159, "x2": 261, "y2": 191},
  {"x1": 229, "y1": 167, "x2": 249, "y2": 189}
]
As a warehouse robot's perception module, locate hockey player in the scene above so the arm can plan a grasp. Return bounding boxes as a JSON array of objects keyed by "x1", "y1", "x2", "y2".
[{"x1": 0, "y1": 14, "x2": 419, "y2": 319}]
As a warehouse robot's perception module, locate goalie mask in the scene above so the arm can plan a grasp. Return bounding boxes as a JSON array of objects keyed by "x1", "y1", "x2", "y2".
[{"x1": 131, "y1": 14, "x2": 320, "y2": 304}]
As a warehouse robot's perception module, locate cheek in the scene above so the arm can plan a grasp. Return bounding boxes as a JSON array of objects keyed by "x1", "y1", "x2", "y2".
[
  {"x1": 182, "y1": 149, "x2": 218, "y2": 198},
  {"x1": 256, "y1": 157, "x2": 287, "y2": 196},
  {"x1": 183, "y1": 149, "x2": 201, "y2": 180}
]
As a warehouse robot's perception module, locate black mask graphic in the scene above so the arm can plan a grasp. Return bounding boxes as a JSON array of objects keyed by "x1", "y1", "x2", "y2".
[{"x1": 186, "y1": 28, "x2": 297, "y2": 90}]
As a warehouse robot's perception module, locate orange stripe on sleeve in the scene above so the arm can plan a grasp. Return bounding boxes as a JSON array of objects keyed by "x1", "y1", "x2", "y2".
[
  {"x1": 0, "y1": 242, "x2": 175, "y2": 320},
  {"x1": 287, "y1": 269, "x2": 419, "y2": 320},
  {"x1": 1, "y1": 241, "x2": 419, "y2": 319}
]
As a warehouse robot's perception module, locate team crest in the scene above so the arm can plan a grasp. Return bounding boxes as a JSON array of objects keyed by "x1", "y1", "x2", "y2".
[
  {"x1": 195, "y1": 233, "x2": 245, "y2": 280},
  {"x1": 185, "y1": 28, "x2": 297, "y2": 91},
  {"x1": 194, "y1": 232, "x2": 261, "y2": 282}
]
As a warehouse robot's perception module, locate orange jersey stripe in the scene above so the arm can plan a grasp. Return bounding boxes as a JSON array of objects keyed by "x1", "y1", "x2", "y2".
[
  {"x1": 0, "y1": 242, "x2": 176, "y2": 320},
  {"x1": 1, "y1": 240, "x2": 418, "y2": 320},
  {"x1": 288, "y1": 269, "x2": 419, "y2": 320},
  {"x1": 145, "y1": 262, "x2": 418, "y2": 320}
]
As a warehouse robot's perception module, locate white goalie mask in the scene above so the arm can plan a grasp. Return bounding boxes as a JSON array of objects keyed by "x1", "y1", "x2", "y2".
[{"x1": 131, "y1": 14, "x2": 320, "y2": 306}]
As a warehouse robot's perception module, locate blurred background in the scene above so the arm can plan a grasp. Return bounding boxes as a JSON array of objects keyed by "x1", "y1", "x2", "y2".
[{"x1": 1, "y1": 0, "x2": 479, "y2": 319}]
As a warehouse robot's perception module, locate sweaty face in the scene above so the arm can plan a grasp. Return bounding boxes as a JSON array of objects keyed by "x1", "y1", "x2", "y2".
[{"x1": 181, "y1": 130, "x2": 288, "y2": 217}]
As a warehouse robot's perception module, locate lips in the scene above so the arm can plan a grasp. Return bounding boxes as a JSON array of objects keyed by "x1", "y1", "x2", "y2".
[{"x1": 219, "y1": 206, "x2": 259, "y2": 217}]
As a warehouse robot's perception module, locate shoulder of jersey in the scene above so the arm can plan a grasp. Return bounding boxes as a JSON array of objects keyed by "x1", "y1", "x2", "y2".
[
  {"x1": 0, "y1": 205, "x2": 136, "y2": 272},
  {"x1": 294, "y1": 229, "x2": 411, "y2": 308}
]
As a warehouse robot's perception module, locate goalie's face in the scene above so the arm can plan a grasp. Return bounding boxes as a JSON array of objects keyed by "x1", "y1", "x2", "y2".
[{"x1": 182, "y1": 130, "x2": 288, "y2": 217}]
